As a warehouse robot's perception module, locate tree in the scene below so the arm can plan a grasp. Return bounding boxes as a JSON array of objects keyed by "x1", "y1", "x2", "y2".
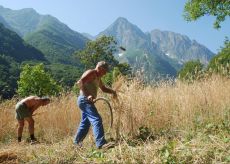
[
  {"x1": 207, "y1": 38, "x2": 230, "y2": 76},
  {"x1": 116, "y1": 63, "x2": 132, "y2": 77},
  {"x1": 75, "y1": 35, "x2": 132, "y2": 85},
  {"x1": 17, "y1": 63, "x2": 62, "y2": 97},
  {"x1": 75, "y1": 35, "x2": 119, "y2": 69},
  {"x1": 46, "y1": 63, "x2": 83, "y2": 90},
  {"x1": 0, "y1": 55, "x2": 20, "y2": 99},
  {"x1": 178, "y1": 60, "x2": 204, "y2": 82},
  {"x1": 184, "y1": 0, "x2": 230, "y2": 29}
]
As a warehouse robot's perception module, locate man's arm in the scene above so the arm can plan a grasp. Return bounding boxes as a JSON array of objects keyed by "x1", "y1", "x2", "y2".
[
  {"x1": 30, "y1": 99, "x2": 42, "y2": 114},
  {"x1": 99, "y1": 79, "x2": 117, "y2": 97}
]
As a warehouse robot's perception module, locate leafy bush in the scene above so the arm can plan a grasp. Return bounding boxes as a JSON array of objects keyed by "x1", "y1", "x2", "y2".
[
  {"x1": 178, "y1": 60, "x2": 204, "y2": 82},
  {"x1": 207, "y1": 39, "x2": 230, "y2": 77},
  {"x1": 17, "y1": 63, "x2": 62, "y2": 97},
  {"x1": 46, "y1": 63, "x2": 83, "y2": 89}
]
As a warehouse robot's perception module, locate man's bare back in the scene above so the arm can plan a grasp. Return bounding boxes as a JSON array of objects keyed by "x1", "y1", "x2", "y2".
[{"x1": 15, "y1": 96, "x2": 50, "y2": 143}]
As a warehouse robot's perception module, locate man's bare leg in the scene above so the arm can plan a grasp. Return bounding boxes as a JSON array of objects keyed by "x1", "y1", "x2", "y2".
[
  {"x1": 25, "y1": 117, "x2": 36, "y2": 141},
  {"x1": 17, "y1": 120, "x2": 24, "y2": 142}
]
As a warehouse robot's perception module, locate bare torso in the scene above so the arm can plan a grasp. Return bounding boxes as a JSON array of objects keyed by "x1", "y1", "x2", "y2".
[
  {"x1": 20, "y1": 96, "x2": 44, "y2": 112},
  {"x1": 78, "y1": 69, "x2": 101, "y2": 98}
]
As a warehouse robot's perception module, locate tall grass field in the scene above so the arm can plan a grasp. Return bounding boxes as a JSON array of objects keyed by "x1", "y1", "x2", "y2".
[{"x1": 0, "y1": 75, "x2": 229, "y2": 163}]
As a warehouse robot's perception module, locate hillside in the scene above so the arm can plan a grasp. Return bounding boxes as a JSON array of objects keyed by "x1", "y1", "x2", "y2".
[
  {"x1": 0, "y1": 6, "x2": 41, "y2": 36},
  {"x1": 0, "y1": 5, "x2": 89, "y2": 64},
  {"x1": 0, "y1": 23, "x2": 46, "y2": 62},
  {"x1": 24, "y1": 15, "x2": 88, "y2": 64},
  {"x1": 0, "y1": 15, "x2": 12, "y2": 30},
  {"x1": 118, "y1": 49, "x2": 177, "y2": 80},
  {"x1": 0, "y1": 6, "x2": 89, "y2": 97},
  {"x1": 0, "y1": 55, "x2": 20, "y2": 99},
  {"x1": 0, "y1": 23, "x2": 47, "y2": 98}
]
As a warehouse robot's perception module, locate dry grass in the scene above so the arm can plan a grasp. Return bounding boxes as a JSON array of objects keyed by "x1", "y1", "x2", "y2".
[
  {"x1": 112, "y1": 75, "x2": 230, "y2": 135},
  {"x1": 0, "y1": 151, "x2": 17, "y2": 164},
  {"x1": 0, "y1": 75, "x2": 229, "y2": 163}
]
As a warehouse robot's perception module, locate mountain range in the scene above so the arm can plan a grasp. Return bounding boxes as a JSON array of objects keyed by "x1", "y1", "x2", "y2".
[
  {"x1": 0, "y1": 6, "x2": 216, "y2": 97},
  {"x1": 97, "y1": 17, "x2": 215, "y2": 79}
]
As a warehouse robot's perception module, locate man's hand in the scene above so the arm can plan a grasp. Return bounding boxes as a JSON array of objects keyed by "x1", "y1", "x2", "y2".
[
  {"x1": 112, "y1": 90, "x2": 117, "y2": 99},
  {"x1": 87, "y1": 95, "x2": 95, "y2": 103}
]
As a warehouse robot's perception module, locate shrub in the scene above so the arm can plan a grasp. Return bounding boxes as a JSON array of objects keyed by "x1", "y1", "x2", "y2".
[{"x1": 17, "y1": 63, "x2": 62, "y2": 97}]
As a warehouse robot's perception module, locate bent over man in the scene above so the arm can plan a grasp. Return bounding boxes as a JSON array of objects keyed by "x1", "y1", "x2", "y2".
[{"x1": 15, "y1": 96, "x2": 50, "y2": 143}]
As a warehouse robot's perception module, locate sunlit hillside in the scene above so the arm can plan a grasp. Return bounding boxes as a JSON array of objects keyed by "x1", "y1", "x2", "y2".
[{"x1": 0, "y1": 76, "x2": 230, "y2": 163}]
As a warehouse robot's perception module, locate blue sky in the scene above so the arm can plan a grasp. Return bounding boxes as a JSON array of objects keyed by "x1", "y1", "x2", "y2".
[{"x1": 0, "y1": 0, "x2": 229, "y2": 53}]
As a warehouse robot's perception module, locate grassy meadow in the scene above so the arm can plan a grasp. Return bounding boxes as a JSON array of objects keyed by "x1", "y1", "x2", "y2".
[{"x1": 0, "y1": 75, "x2": 230, "y2": 163}]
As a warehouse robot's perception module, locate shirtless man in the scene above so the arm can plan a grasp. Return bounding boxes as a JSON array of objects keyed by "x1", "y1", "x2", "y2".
[
  {"x1": 15, "y1": 96, "x2": 50, "y2": 143},
  {"x1": 74, "y1": 61, "x2": 117, "y2": 149}
]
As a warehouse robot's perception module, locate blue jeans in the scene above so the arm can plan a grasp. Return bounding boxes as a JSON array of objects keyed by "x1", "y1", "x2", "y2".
[{"x1": 74, "y1": 95, "x2": 106, "y2": 148}]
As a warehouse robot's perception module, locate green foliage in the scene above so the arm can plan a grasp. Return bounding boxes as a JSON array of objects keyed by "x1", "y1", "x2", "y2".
[
  {"x1": 101, "y1": 71, "x2": 113, "y2": 87},
  {"x1": 116, "y1": 63, "x2": 132, "y2": 76},
  {"x1": 207, "y1": 39, "x2": 230, "y2": 76},
  {"x1": 178, "y1": 60, "x2": 204, "y2": 82},
  {"x1": 87, "y1": 149, "x2": 105, "y2": 159},
  {"x1": 46, "y1": 64, "x2": 83, "y2": 89},
  {"x1": 0, "y1": 55, "x2": 20, "y2": 99},
  {"x1": 160, "y1": 140, "x2": 178, "y2": 163},
  {"x1": 75, "y1": 35, "x2": 119, "y2": 69},
  {"x1": 178, "y1": 39, "x2": 230, "y2": 81},
  {"x1": 184, "y1": 0, "x2": 230, "y2": 29},
  {"x1": 102, "y1": 63, "x2": 132, "y2": 86},
  {"x1": 136, "y1": 126, "x2": 155, "y2": 141},
  {"x1": 75, "y1": 35, "x2": 132, "y2": 85},
  {"x1": 17, "y1": 63, "x2": 62, "y2": 97}
]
